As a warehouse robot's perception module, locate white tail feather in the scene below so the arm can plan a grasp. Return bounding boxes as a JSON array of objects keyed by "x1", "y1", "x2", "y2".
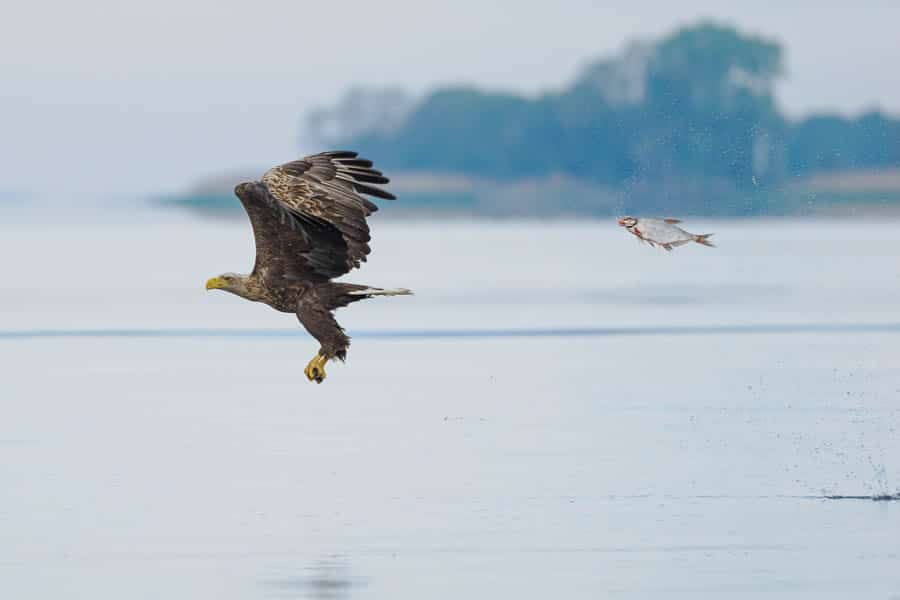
[{"x1": 347, "y1": 287, "x2": 413, "y2": 296}]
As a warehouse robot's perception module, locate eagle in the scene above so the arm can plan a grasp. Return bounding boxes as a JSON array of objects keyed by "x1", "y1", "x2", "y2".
[{"x1": 205, "y1": 151, "x2": 411, "y2": 384}]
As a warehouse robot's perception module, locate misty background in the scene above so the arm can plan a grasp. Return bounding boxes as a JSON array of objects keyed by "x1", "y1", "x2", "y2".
[{"x1": 2, "y1": 0, "x2": 899, "y2": 212}]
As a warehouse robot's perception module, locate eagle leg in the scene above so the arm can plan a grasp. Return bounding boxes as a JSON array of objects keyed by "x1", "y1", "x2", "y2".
[{"x1": 304, "y1": 352, "x2": 327, "y2": 384}]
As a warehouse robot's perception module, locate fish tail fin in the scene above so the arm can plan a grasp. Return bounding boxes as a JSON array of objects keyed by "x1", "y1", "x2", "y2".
[{"x1": 694, "y1": 233, "x2": 715, "y2": 248}]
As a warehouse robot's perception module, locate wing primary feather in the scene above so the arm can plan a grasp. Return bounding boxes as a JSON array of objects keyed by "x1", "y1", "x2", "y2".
[
  {"x1": 351, "y1": 183, "x2": 396, "y2": 200},
  {"x1": 340, "y1": 166, "x2": 385, "y2": 178},
  {"x1": 336, "y1": 172, "x2": 390, "y2": 185},
  {"x1": 335, "y1": 158, "x2": 374, "y2": 168}
]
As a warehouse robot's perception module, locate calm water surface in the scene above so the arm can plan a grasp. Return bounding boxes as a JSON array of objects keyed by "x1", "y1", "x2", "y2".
[{"x1": 1, "y1": 212, "x2": 899, "y2": 598}]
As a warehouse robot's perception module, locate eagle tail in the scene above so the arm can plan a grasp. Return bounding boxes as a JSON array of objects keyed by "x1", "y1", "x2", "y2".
[{"x1": 346, "y1": 287, "x2": 413, "y2": 297}]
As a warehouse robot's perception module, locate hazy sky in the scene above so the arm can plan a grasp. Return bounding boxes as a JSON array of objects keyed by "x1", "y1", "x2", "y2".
[{"x1": 2, "y1": 0, "x2": 899, "y2": 201}]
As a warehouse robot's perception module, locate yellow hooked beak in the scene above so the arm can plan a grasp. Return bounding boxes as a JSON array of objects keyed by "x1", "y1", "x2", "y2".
[{"x1": 205, "y1": 276, "x2": 227, "y2": 291}]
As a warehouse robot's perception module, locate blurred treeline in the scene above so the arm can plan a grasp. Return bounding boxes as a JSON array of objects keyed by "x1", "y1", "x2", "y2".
[{"x1": 304, "y1": 23, "x2": 900, "y2": 216}]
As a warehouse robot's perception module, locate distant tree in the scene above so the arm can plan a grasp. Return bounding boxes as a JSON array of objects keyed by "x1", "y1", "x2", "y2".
[
  {"x1": 788, "y1": 111, "x2": 900, "y2": 175},
  {"x1": 306, "y1": 87, "x2": 414, "y2": 147},
  {"x1": 637, "y1": 23, "x2": 786, "y2": 184},
  {"x1": 314, "y1": 22, "x2": 898, "y2": 193},
  {"x1": 647, "y1": 23, "x2": 782, "y2": 113}
]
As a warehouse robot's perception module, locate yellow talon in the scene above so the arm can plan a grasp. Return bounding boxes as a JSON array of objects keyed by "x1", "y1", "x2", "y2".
[{"x1": 304, "y1": 353, "x2": 327, "y2": 384}]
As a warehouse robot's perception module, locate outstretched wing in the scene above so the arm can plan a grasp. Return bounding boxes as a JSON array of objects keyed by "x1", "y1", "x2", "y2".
[
  {"x1": 235, "y1": 181, "x2": 348, "y2": 284},
  {"x1": 260, "y1": 151, "x2": 395, "y2": 278}
]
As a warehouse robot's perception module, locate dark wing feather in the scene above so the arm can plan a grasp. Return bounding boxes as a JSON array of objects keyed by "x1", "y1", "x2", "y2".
[
  {"x1": 235, "y1": 182, "x2": 350, "y2": 284},
  {"x1": 261, "y1": 151, "x2": 395, "y2": 278},
  {"x1": 243, "y1": 151, "x2": 396, "y2": 284}
]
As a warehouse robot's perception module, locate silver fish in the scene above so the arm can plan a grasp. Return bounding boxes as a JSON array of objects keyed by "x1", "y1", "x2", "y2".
[{"x1": 617, "y1": 216, "x2": 715, "y2": 251}]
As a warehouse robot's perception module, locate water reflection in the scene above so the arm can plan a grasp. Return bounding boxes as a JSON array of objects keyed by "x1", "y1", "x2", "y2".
[
  {"x1": 821, "y1": 493, "x2": 900, "y2": 502},
  {"x1": 267, "y1": 558, "x2": 362, "y2": 599}
]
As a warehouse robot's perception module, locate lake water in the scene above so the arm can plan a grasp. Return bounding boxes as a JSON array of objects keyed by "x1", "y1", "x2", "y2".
[{"x1": 1, "y1": 209, "x2": 899, "y2": 598}]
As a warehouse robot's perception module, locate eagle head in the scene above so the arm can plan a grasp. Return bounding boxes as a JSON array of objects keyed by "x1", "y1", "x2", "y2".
[{"x1": 205, "y1": 272, "x2": 243, "y2": 292}]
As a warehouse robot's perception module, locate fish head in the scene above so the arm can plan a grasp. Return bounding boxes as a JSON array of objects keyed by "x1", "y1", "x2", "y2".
[{"x1": 617, "y1": 216, "x2": 638, "y2": 229}]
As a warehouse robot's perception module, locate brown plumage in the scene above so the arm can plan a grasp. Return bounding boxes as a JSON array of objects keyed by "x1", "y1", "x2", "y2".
[{"x1": 205, "y1": 151, "x2": 411, "y2": 384}]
